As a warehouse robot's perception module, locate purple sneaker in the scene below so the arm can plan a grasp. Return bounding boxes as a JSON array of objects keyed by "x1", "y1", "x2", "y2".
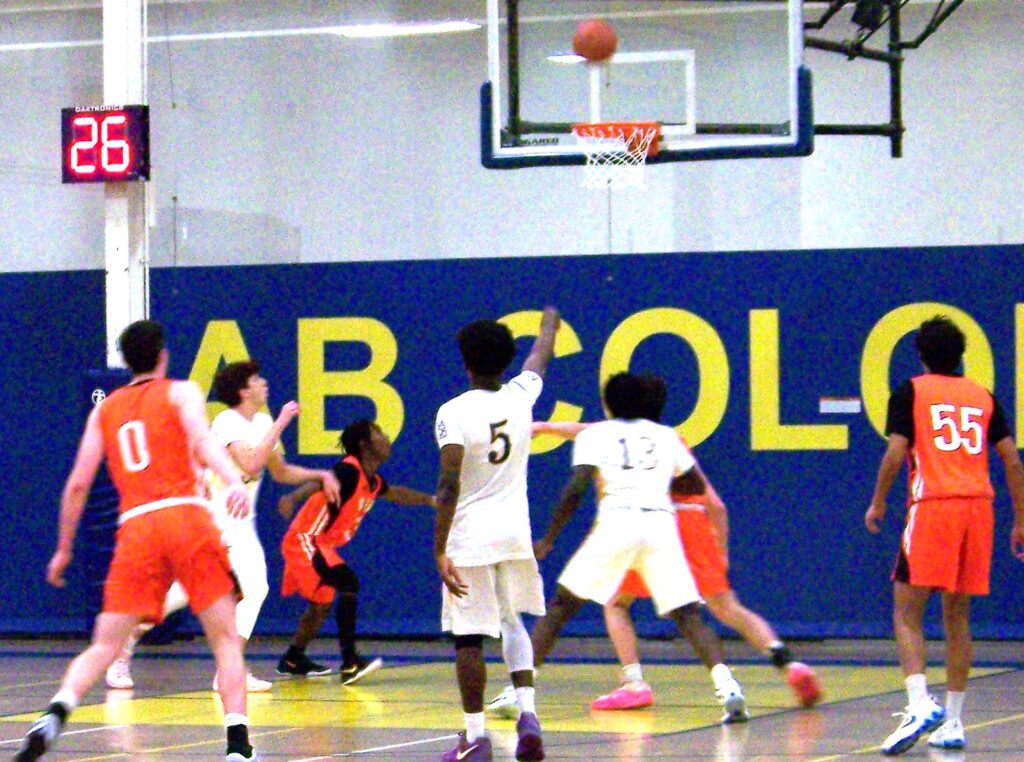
[
  {"x1": 515, "y1": 712, "x2": 545, "y2": 761},
  {"x1": 441, "y1": 733, "x2": 492, "y2": 762}
]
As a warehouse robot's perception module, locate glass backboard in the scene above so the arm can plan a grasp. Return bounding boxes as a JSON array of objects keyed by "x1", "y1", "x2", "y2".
[{"x1": 482, "y1": 0, "x2": 812, "y2": 168}]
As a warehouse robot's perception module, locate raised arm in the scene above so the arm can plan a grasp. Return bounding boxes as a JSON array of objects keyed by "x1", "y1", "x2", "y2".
[
  {"x1": 993, "y1": 436, "x2": 1024, "y2": 559},
  {"x1": 48, "y1": 407, "x2": 106, "y2": 587},
  {"x1": 434, "y1": 444, "x2": 467, "y2": 596},
  {"x1": 227, "y1": 401, "x2": 299, "y2": 477},
  {"x1": 535, "y1": 464, "x2": 595, "y2": 559},
  {"x1": 521, "y1": 306, "x2": 561, "y2": 379},
  {"x1": 865, "y1": 433, "x2": 908, "y2": 533}
]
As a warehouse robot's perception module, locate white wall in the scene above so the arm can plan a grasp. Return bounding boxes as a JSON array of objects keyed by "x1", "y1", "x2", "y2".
[{"x1": 0, "y1": 0, "x2": 1019, "y2": 272}]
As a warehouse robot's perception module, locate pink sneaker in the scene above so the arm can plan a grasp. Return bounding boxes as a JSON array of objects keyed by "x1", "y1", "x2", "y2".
[
  {"x1": 786, "y1": 662, "x2": 822, "y2": 708},
  {"x1": 591, "y1": 682, "x2": 654, "y2": 711}
]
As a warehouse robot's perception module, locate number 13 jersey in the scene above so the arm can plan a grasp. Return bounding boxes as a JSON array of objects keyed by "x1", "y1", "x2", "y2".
[
  {"x1": 435, "y1": 371, "x2": 543, "y2": 566},
  {"x1": 886, "y1": 373, "x2": 1010, "y2": 503}
]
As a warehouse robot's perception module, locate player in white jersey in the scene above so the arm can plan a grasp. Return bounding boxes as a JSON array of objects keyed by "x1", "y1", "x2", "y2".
[
  {"x1": 106, "y1": 360, "x2": 340, "y2": 692},
  {"x1": 433, "y1": 307, "x2": 559, "y2": 762},
  {"x1": 528, "y1": 373, "x2": 749, "y2": 724}
]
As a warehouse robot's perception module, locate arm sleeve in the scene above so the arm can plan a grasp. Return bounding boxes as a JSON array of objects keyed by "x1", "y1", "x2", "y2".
[
  {"x1": 989, "y1": 394, "x2": 1011, "y2": 444},
  {"x1": 885, "y1": 380, "x2": 915, "y2": 442},
  {"x1": 330, "y1": 462, "x2": 362, "y2": 505}
]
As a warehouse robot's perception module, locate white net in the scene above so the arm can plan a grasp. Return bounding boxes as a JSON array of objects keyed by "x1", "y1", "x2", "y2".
[{"x1": 572, "y1": 123, "x2": 660, "y2": 189}]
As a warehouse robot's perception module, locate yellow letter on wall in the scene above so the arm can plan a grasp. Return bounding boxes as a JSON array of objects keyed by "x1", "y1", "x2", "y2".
[
  {"x1": 600, "y1": 307, "x2": 728, "y2": 447},
  {"x1": 750, "y1": 309, "x2": 847, "y2": 451},
  {"x1": 297, "y1": 317, "x2": 405, "y2": 455},
  {"x1": 187, "y1": 320, "x2": 252, "y2": 421},
  {"x1": 860, "y1": 303, "x2": 994, "y2": 437},
  {"x1": 499, "y1": 310, "x2": 584, "y2": 455}
]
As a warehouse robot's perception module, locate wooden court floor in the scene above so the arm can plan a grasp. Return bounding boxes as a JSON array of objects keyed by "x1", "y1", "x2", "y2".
[{"x1": 0, "y1": 636, "x2": 1021, "y2": 761}]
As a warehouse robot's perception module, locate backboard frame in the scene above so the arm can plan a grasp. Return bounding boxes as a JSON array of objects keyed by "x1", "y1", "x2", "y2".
[{"x1": 481, "y1": 0, "x2": 813, "y2": 169}]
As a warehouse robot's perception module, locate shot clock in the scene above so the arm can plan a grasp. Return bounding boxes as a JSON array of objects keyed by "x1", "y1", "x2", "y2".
[{"x1": 61, "y1": 104, "x2": 150, "y2": 183}]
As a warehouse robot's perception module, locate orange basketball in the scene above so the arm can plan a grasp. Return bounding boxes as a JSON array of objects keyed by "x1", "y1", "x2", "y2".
[{"x1": 572, "y1": 19, "x2": 618, "y2": 63}]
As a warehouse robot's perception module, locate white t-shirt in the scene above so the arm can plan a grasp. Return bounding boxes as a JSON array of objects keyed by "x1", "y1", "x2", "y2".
[
  {"x1": 206, "y1": 408, "x2": 281, "y2": 530},
  {"x1": 435, "y1": 371, "x2": 543, "y2": 566},
  {"x1": 572, "y1": 418, "x2": 695, "y2": 515}
]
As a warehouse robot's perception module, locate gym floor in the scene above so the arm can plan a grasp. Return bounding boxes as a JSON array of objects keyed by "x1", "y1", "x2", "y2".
[{"x1": 0, "y1": 636, "x2": 1021, "y2": 760}]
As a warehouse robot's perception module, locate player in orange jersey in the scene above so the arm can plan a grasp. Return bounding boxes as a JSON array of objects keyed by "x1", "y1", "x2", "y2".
[
  {"x1": 866, "y1": 315, "x2": 1024, "y2": 755},
  {"x1": 275, "y1": 419, "x2": 434, "y2": 685},
  {"x1": 488, "y1": 416, "x2": 820, "y2": 718},
  {"x1": 14, "y1": 320, "x2": 259, "y2": 762}
]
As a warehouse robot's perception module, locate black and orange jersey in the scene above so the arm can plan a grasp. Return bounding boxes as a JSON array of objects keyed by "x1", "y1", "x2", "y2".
[
  {"x1": 885, "y1": 373, "x2": 1011, "y2": 502},
  {"x1": 97, "y1": 378, "x2": 204, "y2": 514},
  {"x1": 283, "y1": 455, "x2": 389, "y2": 558}
]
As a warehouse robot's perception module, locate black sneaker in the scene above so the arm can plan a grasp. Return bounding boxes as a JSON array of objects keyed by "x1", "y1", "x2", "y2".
[
  {"x1": 340, "y1": 656, "x2": 383, "y2": 685},
  {"x1": 14, "y1": 714, "x2": 62, "y2": 762},
  {"x1": 275, "y1": 653, "x2": 332, "y2": 677}
]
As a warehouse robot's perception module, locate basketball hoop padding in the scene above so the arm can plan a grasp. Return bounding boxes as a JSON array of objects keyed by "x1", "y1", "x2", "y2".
[{"x1": 571, "y1": 121, "x2": 662, "y2": 189}]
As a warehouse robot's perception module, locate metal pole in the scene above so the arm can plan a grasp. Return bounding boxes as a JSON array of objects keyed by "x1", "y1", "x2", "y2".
[{"x1": 103, "y1": 0, "x2": 148, "y2": 367}]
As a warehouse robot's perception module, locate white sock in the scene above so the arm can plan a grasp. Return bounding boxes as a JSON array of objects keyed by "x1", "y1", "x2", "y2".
[
  {"x1": 945, "y1": 691, "x2": 965, "y2": 720},
  {"x1": 621, "y1": 663, "x2": 644, "y2": 684},
  {"x1": 905, "y1": 673, "x2": 928, "y2": 706},
  {"x1": 223, "y1": 712, "x2": 249, "y2": 728},
  {"x1": 710, "y1": 663, "x2": 734, "y2": 691},
  {"x1": 51, "y1": 689, "x2": 79, "y2": 712},
  {"x1": 464, "y1": 711, "x2": 486, "y2": 743},
  {"x1": 515, "y1": 686, "x2": 536, "y2": 714}
]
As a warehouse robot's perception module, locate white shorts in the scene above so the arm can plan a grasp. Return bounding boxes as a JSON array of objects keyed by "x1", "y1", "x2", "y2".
[
  {"x1": 557, "y1": 509, "x2": 700, "y2": 616},
  {"x1": 441, "y1": 558, "x2": 546, "y2": 638}
]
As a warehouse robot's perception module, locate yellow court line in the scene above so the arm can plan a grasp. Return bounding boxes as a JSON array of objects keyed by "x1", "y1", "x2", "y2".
[{"x1": 70, "y1": 726, "x2": 305, "y2": 761}]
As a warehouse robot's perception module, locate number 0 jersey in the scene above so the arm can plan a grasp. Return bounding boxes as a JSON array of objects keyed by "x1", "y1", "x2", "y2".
[
  {"x1": 97, "y1": 378, "x2": 205, "y2": 515},
  {"x1": 885, "y1": 373, "x2": 1011, "y2": 503},
  {"x1": 434, "y1": 370, "x2": 543, "y2": 566}
]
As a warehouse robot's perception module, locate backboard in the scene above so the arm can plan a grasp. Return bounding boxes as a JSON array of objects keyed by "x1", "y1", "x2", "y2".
[{"x1": 482, "y1": 0, "x2": 812, "y2": 168}]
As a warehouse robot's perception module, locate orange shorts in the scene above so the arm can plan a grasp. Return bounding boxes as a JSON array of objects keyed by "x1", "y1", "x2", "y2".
[
  {"x1": 104, "y1": 504, "x2": 237, "y2": 623},
  {"x1": 281, "y1": 538, "x2": 344, "y2": 605},
  {"x1": 618, "y1": 507, "x2": 730, "y2": 600},
  {"x1": 893, "y1": 497, "x2": 993, "y2": 595}
]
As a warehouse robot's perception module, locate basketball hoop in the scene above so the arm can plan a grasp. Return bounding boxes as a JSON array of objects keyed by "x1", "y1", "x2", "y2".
[{"x1": 572, "y1": 121, "x2": 661, "y2": 189}]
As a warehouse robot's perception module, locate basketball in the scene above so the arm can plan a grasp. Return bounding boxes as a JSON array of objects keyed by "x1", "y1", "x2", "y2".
[{"x1": 572, "y1": 19, "x2": 618, "y2": 63}]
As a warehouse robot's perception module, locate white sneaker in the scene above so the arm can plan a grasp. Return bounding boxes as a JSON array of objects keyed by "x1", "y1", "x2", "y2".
[
  {"x1": 105, "y1": 656, "x2": 134, "y2": 690},
  {"x1": 927, "y1": 717, "x2": 966, "y2": 749},
  {"x1": 212, "y1": 672, "x2": 273, "y2": 693},
  {"x1": 715, "y1": 679, "x2": 749, "y2": 724},
  {"x1": 485, "y1": 684, "x2": 519, "y2": 719},
  {"x1": 881, "y1": 696, "x2": 945, "y2": 755}
]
